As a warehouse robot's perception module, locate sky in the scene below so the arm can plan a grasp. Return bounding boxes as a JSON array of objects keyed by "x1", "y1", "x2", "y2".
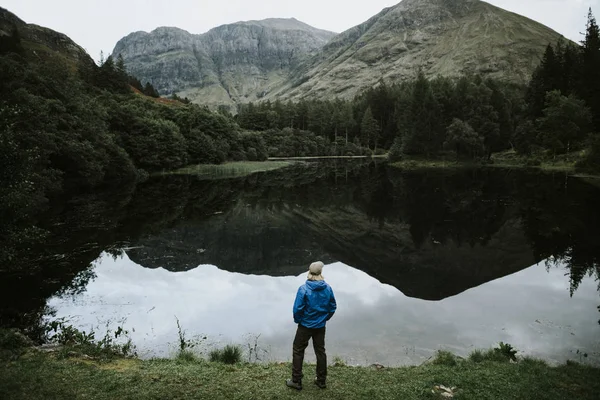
[{"x1": 3, "y1": 0, "x2": 599, "y2": 62}]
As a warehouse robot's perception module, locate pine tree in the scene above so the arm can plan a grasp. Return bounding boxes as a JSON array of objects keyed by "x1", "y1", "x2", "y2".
[
  {"x1": 360, "y1": 107, "x2": 379, "y2": 150},
  {"x1": 116, "y1": 54, "x2": 127, "y2": 80},
  {"x1": 526, "y1": 44, "x2": 562, "y2": 118},
  {"x1": 581, "y1": 8, "x2": 600, "y2": 130},
  {"x1": 402, "y1": 72, "x2": 441, "y2": 156}
]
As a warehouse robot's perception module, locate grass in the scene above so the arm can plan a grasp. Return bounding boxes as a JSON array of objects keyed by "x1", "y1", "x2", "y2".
[
  {"x1": 389, "y1": 158, "x2": 472, "y2": 170},
  {"x1": 1, "y1": 349, "x2": 599, "y2": 399},
  {"x1": 209, "y1": 345, "x2": 243, "y2": 364},
  {"x1": 175, "y1": 350, "x2": 198, "y2": 363},
  {"x1": 389, "y1": 150, "x2": 600, "y2": 179},
  {"x1": 160, "y1": 161, "x2": 292, "y2": 179}
]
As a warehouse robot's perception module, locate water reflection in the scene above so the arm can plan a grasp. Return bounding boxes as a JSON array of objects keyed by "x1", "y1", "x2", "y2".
[
  {"x1": 1, "y1": 161, "x2": 600, "y2": 360},
  {"x1": 49, "y1": 252, "x2": 600, "y2": 366}
]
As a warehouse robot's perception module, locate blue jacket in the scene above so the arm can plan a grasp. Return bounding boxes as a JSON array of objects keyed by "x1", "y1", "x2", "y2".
[{"x1": 293, "y1": 280, "x2": 337, "y2": 329}]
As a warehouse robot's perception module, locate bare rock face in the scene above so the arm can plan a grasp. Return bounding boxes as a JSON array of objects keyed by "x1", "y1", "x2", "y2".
[
  {"x1": 269, "y1": 0, "x2": 565, "y2": 101},
  {"x1": 112, "y1": 19, "x2": 336, "y2": 109}
]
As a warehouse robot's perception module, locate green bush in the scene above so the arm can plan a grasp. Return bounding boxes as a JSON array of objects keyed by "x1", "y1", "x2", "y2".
[
  {"x1": 209, "y1": 345, "x2": 242, "y2": 364},
  {"x1": 0, "y1": 329, "x2": 33, "y2": 360},
  {"x1": 176, "y1": 350, "x2": 198, "y2": 363},
  {"x1": 468, "y1": 342, "x2": 518, "y2": 363},
  {"x1": 44, "y1": 320, "x2": 136, "y2": 360},
  {"x1": 432, "y1": 350, "x2": 458, "y2": 366},
  {"x1": 388, "y1": 137, "x2": 404, "y2": 162},
  {"x1": 468, "y1": 349, "x2": 486, "y2": 363},
  {"x1": 576, "y1": 134, "x2": 600, "y2": 172}
]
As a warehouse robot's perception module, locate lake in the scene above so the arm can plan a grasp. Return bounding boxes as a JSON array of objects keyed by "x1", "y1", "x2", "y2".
[{"x1": 2, "y1": 161, "x2": 599, "y2": 366}]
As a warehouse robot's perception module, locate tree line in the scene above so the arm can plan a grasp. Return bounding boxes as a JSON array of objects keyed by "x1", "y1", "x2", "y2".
[{"x1": 235, "y1": 9, "x2": 600, "y2": 169}]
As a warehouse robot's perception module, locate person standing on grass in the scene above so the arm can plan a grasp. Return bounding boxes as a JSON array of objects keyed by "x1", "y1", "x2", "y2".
[{"x1": 286, "y1": 261, "x2": 337, "y2": 391}]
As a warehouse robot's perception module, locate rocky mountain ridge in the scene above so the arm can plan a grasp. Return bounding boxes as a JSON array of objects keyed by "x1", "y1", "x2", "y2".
[
  {"x1": 113, "y1": 0, "x2": 567, "y2": 107},
  {"x1": 111, "y1": 18, "x2": 336, "y2": 110}
]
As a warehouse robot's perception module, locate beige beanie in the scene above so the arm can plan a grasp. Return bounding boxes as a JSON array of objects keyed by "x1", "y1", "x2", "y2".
[{"x1": 307, "y1": 261, "x2": 324, "y2": 281}]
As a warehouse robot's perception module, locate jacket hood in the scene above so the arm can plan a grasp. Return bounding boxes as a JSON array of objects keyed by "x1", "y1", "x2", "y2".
[{"x1": 306, "y1": 280, "x2": 328, "y2": 291}]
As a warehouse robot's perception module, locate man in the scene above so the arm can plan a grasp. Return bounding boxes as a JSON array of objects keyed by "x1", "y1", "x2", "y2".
[{"x1": 286, "y1": 261, "x2": 337, "y2": 391}]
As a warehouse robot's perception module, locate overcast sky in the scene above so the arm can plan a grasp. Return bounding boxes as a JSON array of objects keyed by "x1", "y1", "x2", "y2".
[{"x1": 3, "y1": 0, "x2": 599, "y2": 62}]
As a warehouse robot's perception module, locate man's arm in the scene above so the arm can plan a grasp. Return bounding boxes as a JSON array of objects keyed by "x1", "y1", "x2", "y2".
[
  {"x1": 293, "y1": 286, "x2": 306, "y2": 324},
  {"x1": 326, "y1": 287, "x2": 337, "y2": 321}
]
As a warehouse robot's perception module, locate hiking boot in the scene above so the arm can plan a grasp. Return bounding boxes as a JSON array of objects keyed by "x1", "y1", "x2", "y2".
[
  {"x1": 314, "y1": 377, "x2": 327, "y2": 389},
  {"x1": 286, "y1": 379, "x2": 302, "y2": 391}
]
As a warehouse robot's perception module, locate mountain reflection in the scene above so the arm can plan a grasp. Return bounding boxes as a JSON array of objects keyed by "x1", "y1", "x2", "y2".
[{"x1": 125, "y1": 163, "x2": 600, "y2": 301}]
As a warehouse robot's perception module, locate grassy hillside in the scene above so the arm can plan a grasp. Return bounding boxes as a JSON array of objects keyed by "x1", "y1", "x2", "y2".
[{"x1": 268, "y1": 0, "x2": 565, "y2": 101}]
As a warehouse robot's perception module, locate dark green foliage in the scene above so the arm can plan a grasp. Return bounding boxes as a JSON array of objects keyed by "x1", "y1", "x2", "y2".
[
  {"x1": 209, "y1": 345, "x2": 242, "y2": 364},
  {"x1": 401, "y1": 72, "x2": 443, "y2": 156},
  {"x1": 143, "y1": 82, "x2": 160, "y2": 98},
  {"x1": 581, "y1": 8, "x2": 600, "y2": 131},
  {"x1": 514, "y1": 120, "x2": 538, "y2": 155},
  {"x1": 117, "y1": 116, "x2": 188, "y2": 171},
  {"x1": 388, "y1": 137, "x2": 403, "y2": 162},
  {"x1": 577, "y1": 134, "x2": 600, "y2": 172},
  {"x1": 0, "y1": 329, "x2": 32, "y2": 360},
  {"x1": 236, "y1": 74, "x2": 519, "y2": 160},
  {"x1": 536, "y1": 91, "x2": 592, "y2": 155},
  {"x1": 0, "y1": 25, "x2": 23, "y2": 54},
  {"x1": 524, "y1": 9, "x2": 600, "y2": 149},
  {"x1": 360, "y1": 106, "x2": 380, "y2": 150},
  {"x1": 444, "y1": 118, "x2": 484, "y2": 159}
]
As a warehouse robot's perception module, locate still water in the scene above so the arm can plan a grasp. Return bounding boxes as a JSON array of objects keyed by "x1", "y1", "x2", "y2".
[{"x1": 3, "y1": 161, "x2": 600, "y2": 365}]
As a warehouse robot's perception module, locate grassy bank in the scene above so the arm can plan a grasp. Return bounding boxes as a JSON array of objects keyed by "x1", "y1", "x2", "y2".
[
  {"x1": 268, "y1": 155, "x2": 388, "y2": 161},
  {"x1": 389, "y1": 159, "x2": 475, "y2": 169},
  {"x1": 158, "y1": 161, "x2": 293, "y2": 179},
  {"x1": 388, "y1": 150, "x2": 600, "y2": 178},
  {"x1": 1, "y1": 350, "x2": 599, "y2": 399}
]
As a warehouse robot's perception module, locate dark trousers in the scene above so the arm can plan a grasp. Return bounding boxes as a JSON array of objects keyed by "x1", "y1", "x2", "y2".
[{"x1": 292, "y1": 324, "x2": 327, "y2": 383}]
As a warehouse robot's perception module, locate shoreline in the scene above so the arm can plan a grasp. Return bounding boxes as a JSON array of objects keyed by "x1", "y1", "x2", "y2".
[
  {"x1": 388, "y1": 158, "x2": 600, "y2": 180},
  {"x1": 2, "y1": 346, "x2": 599, "y2": 399}
]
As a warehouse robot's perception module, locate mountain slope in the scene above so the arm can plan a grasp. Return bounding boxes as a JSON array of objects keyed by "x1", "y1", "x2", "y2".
[
  {"x1": 267, "y1": 0, "x2": 565, "y2": 100},
  {"x1": 112, "y1": 19, "x2": 336, "y2": 109},
  {"x1": 0, "y1": 7, "x2": 93, "y2": 65}
]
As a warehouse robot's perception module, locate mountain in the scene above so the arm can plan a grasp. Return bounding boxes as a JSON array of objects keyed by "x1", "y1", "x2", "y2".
[
  {"x1": 0, "y1": 7, "x2": 92, "y2": 65},
  {"x1": 113, "y1": 0, "x2": 566, "y2": 106},
  {"x1": 268, "y1": 0, "x2": 566, "y2": 100},
  {"x1": 111, "y1": 19, "x2": 336, "y2": 110}
]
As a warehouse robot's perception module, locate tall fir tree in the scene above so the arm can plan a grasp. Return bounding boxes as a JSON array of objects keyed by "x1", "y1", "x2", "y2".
[
  {"x1": 581, "y1": 8, "x2": 600, "y2": 131},
  {"x1": 360, "y1": 107, "x2": 379, "y2": 151},
  {"x1": 526, "y1": 44, "x2": 562, "y2": 118}
]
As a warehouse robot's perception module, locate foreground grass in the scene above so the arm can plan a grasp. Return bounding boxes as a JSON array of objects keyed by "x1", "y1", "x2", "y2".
[
  {"x1": 160, "y1": 161, "x2": 293, "y2": 179},
  {"x1": 1, "y1": 351, "x2": 599, "y2": 400}
]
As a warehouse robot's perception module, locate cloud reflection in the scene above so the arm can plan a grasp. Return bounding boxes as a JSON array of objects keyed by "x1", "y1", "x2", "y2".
[{"x1": 48, "y1": 253, "x2": 600, "y2": 366}]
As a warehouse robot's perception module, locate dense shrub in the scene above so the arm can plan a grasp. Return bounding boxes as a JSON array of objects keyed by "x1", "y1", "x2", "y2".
[{"x1": 209, "y1": 345, "x2": 242, "y2": 364}]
